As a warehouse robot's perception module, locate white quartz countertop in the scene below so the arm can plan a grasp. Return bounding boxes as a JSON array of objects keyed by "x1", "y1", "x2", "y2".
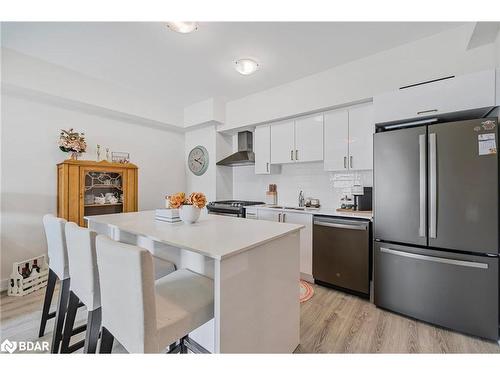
[
  {"x1": 85, "y1": 210, "x2": 303, "y2": 260},
  {"x1": 245, "y1": 204, "x2": 373, "y2": 220}
]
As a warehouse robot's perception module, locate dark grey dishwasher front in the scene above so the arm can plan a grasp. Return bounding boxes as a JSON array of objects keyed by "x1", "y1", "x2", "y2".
[{"x1": 313, "y1": 216, "x2": 370, "y2": 297}]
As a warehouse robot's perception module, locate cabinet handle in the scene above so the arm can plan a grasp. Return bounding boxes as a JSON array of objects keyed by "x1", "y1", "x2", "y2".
[
  {"x1": 350, "y1": 156, "x2": 353, "y2": 169},
  {"x1": 295, "y1": 150, "x2": 298, "y2": 160},
  {"x1": 282, "y1": 213, "x2": 286, "y2": 222},
  {"x1": 278, "y1": 213, "x2": 282, "y2": 222},
  {"x1": 343, "y1": 156, "x2": 347, "y2": 169},
  {"x1": 417, "y1": 109, "x2": 438, "y2": 115},
  {"x1": 290, "y1": 150, "x2": 293, "y2": 161},
  {"x1": 266, "y1": 162, "x2": 269, "y2": 172}
]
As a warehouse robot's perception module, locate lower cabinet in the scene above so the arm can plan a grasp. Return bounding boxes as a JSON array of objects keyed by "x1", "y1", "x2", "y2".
[
  {"x1": 283, "y1": 212, "x2": 313, "y2": 280},
  {"x1": 256, "y1": 209, "x2": 313, "y2": 280}
]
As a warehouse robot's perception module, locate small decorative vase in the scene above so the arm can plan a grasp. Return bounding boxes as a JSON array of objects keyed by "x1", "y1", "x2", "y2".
[
  {"x1": 179, "y1": 205, "x2": 201, "y2": 224},
  {"x1": 69, "y1": 151, "x2": 80, "y2": 160}
]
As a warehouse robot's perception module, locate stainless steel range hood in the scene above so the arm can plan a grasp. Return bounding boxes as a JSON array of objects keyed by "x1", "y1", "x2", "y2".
[{"x1": 216, "y1": 131, "x2": 255, "y2": 166}]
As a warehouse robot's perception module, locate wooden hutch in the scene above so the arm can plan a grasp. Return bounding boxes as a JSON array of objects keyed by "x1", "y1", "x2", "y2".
[{"x1": 57, "y1": 160, "x2": 138, "y2": 226}]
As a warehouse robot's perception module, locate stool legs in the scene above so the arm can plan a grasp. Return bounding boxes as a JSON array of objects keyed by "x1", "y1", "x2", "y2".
[
  {"x1": 180, "y1": 335, "x2": 188, "y2": 353},
  {"x1": 60, "y1": 291, "x2": 80, "y2": 353},
  {"x1": 39, "y1": 268, "x2": 57, "y2": 338},
  {"x1": 50, "y1": 277, "x2": 70, "y2": 353},
  {"x1": 99, "y1": 326, "x2": 114, "y2": 354},
  {"x1": 84, "y1": 307, "x2": 102, "y2": 354}
]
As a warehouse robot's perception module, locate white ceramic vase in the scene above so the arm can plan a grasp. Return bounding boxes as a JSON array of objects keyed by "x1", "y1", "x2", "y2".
[{"x1": 179, "y1": 205, "x2": 201, "y2": 224}]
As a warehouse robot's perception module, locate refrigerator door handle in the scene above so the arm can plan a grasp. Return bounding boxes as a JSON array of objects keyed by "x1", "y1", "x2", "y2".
[
  {"x1": 380, "y1": 247, "x2": 488, "y2": 269},
  {"x1": 418, "y1": 134, "x2": 426, "y2": 237},
  {"x1": 429, "y1": 133, "x2": 437, "y2": 239}
]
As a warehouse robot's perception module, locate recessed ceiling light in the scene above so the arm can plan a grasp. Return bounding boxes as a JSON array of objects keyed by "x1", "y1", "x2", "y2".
[
  {"x1": 166, "y1": 22, "x2": 198, "y2": 34},
  {"x1": 234, "y1": 58, "x2": 260, "y2": 75}
]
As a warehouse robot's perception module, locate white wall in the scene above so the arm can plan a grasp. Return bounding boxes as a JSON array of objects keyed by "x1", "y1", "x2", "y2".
[
  {"x1": 0, "y1": 92, "x2": 186, "y2": 288},
  {"x1": 496, "y1": 30, "x2": 500, "y2": 67},
  {"x1": 222, "y1": 24, "x2": 498, "y2": 130},
  {"x1": 184, "y1": 124, "x2": 234, "y2": 202},
  {"x1": 2, "y1": 48, "x2": 183, "y2": 128},
  {"x1": 184, "y1": 125, "x2": 217, "y2": 201},
  {"x1": 233, "y1": 162, "x2": 372, "y2": 209}
]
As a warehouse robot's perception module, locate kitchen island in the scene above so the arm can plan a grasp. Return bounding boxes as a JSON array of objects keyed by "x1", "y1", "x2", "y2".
[{"x1": 86, "y1": 210, "x2": 303, "y2": 353}]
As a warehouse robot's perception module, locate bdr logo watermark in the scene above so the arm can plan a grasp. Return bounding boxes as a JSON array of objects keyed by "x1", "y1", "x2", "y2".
[{"x1": 1, "y1": 339, "x2": 49, "y2": 353}]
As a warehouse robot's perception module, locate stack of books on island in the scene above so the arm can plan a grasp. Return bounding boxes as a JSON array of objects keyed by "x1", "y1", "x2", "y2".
[{"x1": 155, "y1": 208, "x2": 180, "y2": 223}]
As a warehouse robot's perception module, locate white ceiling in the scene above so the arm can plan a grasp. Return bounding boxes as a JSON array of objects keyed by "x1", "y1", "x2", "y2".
[{"x1": 2, "y1": 22, "x2": 466, "y2": 112}]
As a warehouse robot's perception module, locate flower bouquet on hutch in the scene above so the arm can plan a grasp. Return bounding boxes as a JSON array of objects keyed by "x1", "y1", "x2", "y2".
[
  {"x1": 167, "y1": 192, "x2": 207, "y2": 224},
  {"x1": 58, "y1": 128, "x2": 87, "y2": 160}
]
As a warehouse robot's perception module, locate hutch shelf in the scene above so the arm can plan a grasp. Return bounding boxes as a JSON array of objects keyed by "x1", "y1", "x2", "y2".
[{"x1": 57, "y1": 160, "x2": 138, "y2": 226}]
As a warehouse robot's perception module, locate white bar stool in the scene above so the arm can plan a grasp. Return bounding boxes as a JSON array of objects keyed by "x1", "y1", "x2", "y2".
[
  {"x1": 60, "y1": 222, "x2": 102, "y2": 353},
  {"x1": 40, "y1": 214, "x2": 84, "y2": 353},
  {"x1": 95, "y1": 235, "x2": 214, "y2": 353}
]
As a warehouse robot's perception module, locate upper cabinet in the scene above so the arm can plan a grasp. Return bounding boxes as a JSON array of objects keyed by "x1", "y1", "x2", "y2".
[
  {"x1": 254, "y1": 125, "x2": 271, "y2": 174},
  {"x1": 324, "y1": 109, "x2": 349, "y2": 170},
  {"x1": 294, "y1": 115, "x2": 324, "y2": 162},
  {"x1": 270, "y1": 115, "x2": 323, "y2": 165},
  {"x1": 324, "y1": 104, "x2": 374, "y2": 171},
  {"x1": 270, "y1": 120, "x2": 295, "y2": 164},
  {"x1": 374, "y1": 70, "x2": 496, "y2": 124},
  {"x1": 348, "y1": 105, "x2": 374, "y2": 170}
]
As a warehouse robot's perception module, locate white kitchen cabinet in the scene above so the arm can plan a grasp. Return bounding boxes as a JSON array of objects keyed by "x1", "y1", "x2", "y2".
[
  {"x1": 281, "y1": 211, "x2": 313, "y2": 279},
  {"x1": 324, "y1": 104, "x2": 373, "y2": 171},
  {"x1": 254, "y1": 125, "x2": 281, "y2": 175},
  {"x1": 324, "y1": 109, "x2": 349, "y2": 171},
  {"x1": 255, "y1": 208, "x2": 313, "y2": 280},
  {"x1": 270, "y1": 120, "x2": 295, "y2": 164},
  {"x1": 294, "y1": 114, "x2": 324, "y2": 162},
  {"x1": 348, "y1": 105, "x2": 374, "y2": 170},
  {"x1": 270, "y1": 115, "x2": 324, "y2": 165},
  {"x1": 374, "y1": 69, "x2": 496, "y2": 124},
  {"x1": 257, "y1": 208, "x2": 282, "y2": 222},
  {"x1": 245, "y1": 207, "x2": 258, "y2": 219},
  {"x1": 254, "y1": 125, "x2": 271, "y2": 174}
]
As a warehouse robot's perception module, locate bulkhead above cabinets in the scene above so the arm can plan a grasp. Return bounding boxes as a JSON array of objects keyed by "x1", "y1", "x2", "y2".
[{"x1": 373, "y1": 70, "x2": 496, "y2": 124}]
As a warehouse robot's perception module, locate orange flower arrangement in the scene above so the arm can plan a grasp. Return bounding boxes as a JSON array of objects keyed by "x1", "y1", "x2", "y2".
[
  {"x1": 187, "y1": 192, "x2": 207, "y2": 209},
  {"x1": 168, "y1": 192, "x2": 186, "y2": 209},
  {"x1": 167, "y1": 192, "x2": 206, "y2": 209}
]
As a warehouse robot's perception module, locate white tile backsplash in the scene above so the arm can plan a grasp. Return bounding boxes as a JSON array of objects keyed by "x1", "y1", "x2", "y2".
[{"x1": 232, "y1": 162, "x2": 373, "y2": 208}]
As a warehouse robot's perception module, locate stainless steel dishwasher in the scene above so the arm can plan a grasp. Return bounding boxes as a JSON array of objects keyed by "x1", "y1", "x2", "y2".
[{"x1": 313, "y1": 216, "x2": 371, "y2": 297}]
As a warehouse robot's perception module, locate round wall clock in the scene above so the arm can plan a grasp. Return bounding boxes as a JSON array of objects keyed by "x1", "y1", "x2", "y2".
[{"x1": 188, "y1": 145, "x2": 209, "y2": 176}]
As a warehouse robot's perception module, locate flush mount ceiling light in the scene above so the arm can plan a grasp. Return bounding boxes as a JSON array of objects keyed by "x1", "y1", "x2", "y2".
[
  {"x1": 166, "y1": 22, "x2": 198, "y2": 34},
  {"x1": 234, "y1": 58, "x2": 260, "y2": 75}
]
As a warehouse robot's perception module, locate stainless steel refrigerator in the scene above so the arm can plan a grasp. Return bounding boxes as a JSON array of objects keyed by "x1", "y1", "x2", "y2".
[{"x1": 374, "y1": 112, "x2": 499, "y2": 340}]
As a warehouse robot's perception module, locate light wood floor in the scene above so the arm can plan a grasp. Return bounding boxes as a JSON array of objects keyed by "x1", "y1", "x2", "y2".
[{"x1": 1, "y1": 282, "x2": 499, "y2": 353}]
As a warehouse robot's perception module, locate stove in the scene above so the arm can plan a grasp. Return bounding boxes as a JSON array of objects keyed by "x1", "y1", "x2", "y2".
[{"x1": 206, "y1": 200, "x2": 264, "y2": 218}]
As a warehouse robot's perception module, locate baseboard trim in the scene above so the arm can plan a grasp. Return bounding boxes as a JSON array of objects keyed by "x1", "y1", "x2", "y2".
[{"x1": 300, "y1": 273, "x2": 314, "y2": 284}]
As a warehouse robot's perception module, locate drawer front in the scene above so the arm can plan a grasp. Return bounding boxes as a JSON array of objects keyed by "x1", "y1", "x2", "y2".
[{"x1": 374, "y1": 242, "x2": 499, "y2": 340}]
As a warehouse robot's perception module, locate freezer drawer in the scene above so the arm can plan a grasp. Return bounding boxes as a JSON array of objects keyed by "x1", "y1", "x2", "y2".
[
  {"x1": 374, "y1": 242, "x2": 499, "y2": 340},
  {"x1": 313, "y1": 218, "x2": 370, "y2": 295}
]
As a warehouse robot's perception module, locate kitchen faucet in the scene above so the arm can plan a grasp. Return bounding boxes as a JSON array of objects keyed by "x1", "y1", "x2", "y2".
[{"x1": 298, "y1": 190, "x2": 305, "y2": 207}]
